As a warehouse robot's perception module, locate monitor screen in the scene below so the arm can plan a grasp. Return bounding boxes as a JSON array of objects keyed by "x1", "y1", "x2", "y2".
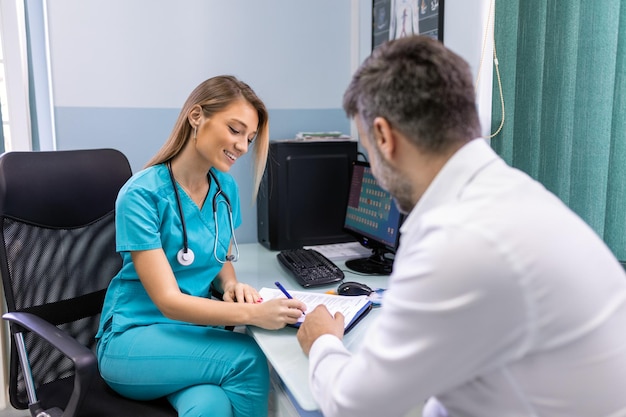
[{"x1": 343, "y1": 161, "x2": 404, "y2": 275}]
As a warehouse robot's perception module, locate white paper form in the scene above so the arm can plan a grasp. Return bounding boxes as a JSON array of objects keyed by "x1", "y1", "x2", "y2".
[{"x1": 259, "y1": 288, "x2": 372, "y2": 330}]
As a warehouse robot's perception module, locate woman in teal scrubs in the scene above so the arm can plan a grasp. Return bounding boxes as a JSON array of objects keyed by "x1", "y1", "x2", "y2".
[{"x1": 96, "y1": 75, "x2": 306, "y2": 417}]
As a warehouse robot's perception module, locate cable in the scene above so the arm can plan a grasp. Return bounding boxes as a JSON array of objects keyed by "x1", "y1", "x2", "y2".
[
  {"x1": 357, "y1": 151, "x2": 369, "y2": 162},
  {"x1": 489, "y1": 50, "x2": 505, "y2": 138}
]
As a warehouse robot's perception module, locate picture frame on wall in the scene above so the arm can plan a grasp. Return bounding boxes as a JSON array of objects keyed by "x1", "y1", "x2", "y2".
[{"x1": 372, "y1": 0, "x2": 444, "y2": 50}]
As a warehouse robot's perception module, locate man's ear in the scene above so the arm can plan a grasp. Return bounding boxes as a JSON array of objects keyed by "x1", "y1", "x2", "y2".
[
  {"x1": 187, "y1": 104, "x2": 203, "y2": 127},
  {"x1": 372, "y1": 116, "x2": 396, "y2": 159}
]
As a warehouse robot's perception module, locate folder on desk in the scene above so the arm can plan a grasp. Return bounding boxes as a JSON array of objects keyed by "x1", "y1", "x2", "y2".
[{"x1": 259, "y1": 288, "x2": 373, "y2": 334}]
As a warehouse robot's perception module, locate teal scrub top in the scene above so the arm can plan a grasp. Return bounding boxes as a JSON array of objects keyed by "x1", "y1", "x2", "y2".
[{"x1": 96, "y1": 164, "x2": 242, "y2": 338}]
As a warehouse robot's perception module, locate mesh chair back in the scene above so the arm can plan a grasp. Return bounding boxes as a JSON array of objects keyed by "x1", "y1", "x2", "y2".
[{"x1": 0, "y1": 149, "x2": 131, "y2": 409}]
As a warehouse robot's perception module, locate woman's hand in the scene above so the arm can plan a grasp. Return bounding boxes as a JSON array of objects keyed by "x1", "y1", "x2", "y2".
[
  {"x1": 251, "y1": 298, "x2": 307, "y2": 330},
  {"x1": 222, "y1": 282, "x2": 262, "y2": 303}
]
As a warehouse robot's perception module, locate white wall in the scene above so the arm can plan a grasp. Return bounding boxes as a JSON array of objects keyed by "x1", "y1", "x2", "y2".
[
  {"x1": 444, "y1": 0, "x2": 494, "y2": 139},
  {"x1": 47, "y1": 0, "x2": 352, "y2": 111},
  {"x1": 0, "y1": 0, "x2": 32, "y2": 152}
]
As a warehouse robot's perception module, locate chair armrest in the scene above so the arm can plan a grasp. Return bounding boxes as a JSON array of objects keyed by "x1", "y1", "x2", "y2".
[
  {"x1": 3, "y1": 311, "x2": 96, "y2": 366},
  {"x1": 209, "y1": 280, "x2": 225, "y2": 300},
  {"x1": 3, "y1": 311, "x2": 97, "y2": 417}
]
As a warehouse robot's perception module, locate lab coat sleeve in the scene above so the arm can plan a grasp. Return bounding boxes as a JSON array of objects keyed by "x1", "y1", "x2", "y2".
[
  {"x1": 306, "y1": 223, "x2": 530, "y2": 417},
  {"x1": 308, "y1": 334, "x2": 353, "y2": 397}
]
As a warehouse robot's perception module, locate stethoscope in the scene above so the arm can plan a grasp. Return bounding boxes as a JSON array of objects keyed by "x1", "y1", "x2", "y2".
[{"x1": 167, "y1": 161, "x2": 240, "y2": 266}]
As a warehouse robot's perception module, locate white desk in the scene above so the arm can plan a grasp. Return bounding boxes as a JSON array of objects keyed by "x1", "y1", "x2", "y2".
[{"x1": 234, "y1": 243, "x2": 390, "y2": 412}]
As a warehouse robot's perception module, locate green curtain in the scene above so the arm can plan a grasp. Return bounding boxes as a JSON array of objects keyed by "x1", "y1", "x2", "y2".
[{"x1": 491, "y1": 0, "x2": 626, "y2": 260}]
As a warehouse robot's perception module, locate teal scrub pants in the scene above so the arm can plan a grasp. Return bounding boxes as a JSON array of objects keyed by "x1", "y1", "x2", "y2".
[{"x1": 97, "y1": 324, "x2": 269, "y2": 417}]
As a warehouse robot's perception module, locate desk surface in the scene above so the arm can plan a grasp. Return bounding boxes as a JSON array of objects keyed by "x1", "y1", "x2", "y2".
[{"x1": 235, "y1": 243, "x2": 390, "y2": 411}]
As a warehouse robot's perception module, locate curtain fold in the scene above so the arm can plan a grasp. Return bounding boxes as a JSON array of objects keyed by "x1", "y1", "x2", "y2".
[
  {"x1": 605, "y1": 0, "x2": 626, "y2": 258},
  {"x1": 491, "y1": 0, "x2": 626, "y2": 260}
]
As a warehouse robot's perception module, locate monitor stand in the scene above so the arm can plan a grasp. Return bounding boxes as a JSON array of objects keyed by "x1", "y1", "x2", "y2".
[{"x1": 345, "y1": 248, "x2": 394, "y2": 275}]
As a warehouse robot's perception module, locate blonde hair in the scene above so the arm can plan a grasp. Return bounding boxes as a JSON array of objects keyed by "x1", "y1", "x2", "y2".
[{"x1": 146, "y1": 75, "x2": 269, "y2": 198}]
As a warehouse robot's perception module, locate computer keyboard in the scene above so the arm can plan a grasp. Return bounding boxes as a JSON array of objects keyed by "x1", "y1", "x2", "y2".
[{"x1": 276, "y1": 248, "x2": 345, "y2": 287}]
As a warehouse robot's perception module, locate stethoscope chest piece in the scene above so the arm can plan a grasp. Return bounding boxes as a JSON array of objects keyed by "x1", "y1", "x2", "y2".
[{"x1": 177, "y1": 248, "x2": 195, "y2": 266}]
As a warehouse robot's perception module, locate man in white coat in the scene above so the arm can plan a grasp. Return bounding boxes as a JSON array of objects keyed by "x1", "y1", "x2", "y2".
[{"x1": 296, "y1": 35, "x2": 626, "y2": 417}]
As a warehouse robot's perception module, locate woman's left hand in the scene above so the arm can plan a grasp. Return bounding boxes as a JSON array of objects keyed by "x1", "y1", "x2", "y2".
[{"x1": 222, "y1": 282, "x2": 262, "y2": 304}]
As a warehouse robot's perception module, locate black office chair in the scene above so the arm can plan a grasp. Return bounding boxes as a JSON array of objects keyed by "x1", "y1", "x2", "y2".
[{"x1": 0, "y1": 149, "x2": 177, "y2": 417}]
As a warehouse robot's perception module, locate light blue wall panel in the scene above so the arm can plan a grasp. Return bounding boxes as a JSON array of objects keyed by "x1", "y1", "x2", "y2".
[{"x1": 55, "y1": 106, "x2": 350, "y2": 243}]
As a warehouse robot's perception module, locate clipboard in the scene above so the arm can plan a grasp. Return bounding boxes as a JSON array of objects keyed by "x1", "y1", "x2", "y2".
[{"x1": 259, "y1": 288, "x2": 373, "y2": 334}]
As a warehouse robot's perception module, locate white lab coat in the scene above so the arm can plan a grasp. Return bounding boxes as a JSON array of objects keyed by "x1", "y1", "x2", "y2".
[{"x1": 308, "y1": 139, "x2": 626, "y2": 417}]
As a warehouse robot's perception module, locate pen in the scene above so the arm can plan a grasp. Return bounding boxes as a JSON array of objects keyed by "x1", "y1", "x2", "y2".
[{"x1": 274, "y1": 281, "x2": 305, "y2": 315}]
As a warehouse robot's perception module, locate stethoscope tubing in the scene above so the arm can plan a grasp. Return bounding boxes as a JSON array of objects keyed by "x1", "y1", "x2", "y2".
[{"x1": 167, "y1": 161, "x2": 240, "y2": 265}]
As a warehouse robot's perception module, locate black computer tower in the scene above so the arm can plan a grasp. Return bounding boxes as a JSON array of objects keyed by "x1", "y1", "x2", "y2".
[{"x1": 257, "y1": 140, "x2": 358, "y2": 250}]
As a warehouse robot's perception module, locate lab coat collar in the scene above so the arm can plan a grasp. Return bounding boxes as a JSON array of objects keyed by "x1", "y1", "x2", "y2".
[{"x1": 401, "y1": 138, "x2": 501, "y2": 234}]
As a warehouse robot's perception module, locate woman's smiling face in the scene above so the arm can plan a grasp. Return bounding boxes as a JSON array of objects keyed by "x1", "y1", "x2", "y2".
[{"x1": 195, "y1": 99, "x2": 258, "y2": 172}]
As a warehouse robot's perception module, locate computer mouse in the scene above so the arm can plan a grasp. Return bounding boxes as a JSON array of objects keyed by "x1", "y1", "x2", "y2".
[{"x1": 337, "y1": 281, "x2": 373, "y2": 296}]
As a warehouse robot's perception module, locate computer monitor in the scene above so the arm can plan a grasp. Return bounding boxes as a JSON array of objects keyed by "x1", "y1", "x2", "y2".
[{"x1": 343, "y1": 161, "x2": 404, "y2": 275}]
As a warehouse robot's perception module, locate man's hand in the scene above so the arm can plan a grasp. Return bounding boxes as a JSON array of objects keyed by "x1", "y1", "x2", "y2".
[{"x1": 297, "y1": 305, "x2": 345, "y2": 356}]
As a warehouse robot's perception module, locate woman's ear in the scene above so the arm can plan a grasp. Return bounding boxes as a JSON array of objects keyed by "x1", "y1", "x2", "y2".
[
  {"x1": 372, "y1": 117, "x2": 396, "y2": 159},
  {"x1": 187, "y1": 104, "x2": 203, "y2": 128}
]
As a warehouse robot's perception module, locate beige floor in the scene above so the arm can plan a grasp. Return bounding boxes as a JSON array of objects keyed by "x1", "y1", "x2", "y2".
[
  {"x1": 0, "y1": 407, "x2": 28, "y2": 417},
  {"x1": 0, "y1": 403, "x2": 424, "y2": 417}
]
